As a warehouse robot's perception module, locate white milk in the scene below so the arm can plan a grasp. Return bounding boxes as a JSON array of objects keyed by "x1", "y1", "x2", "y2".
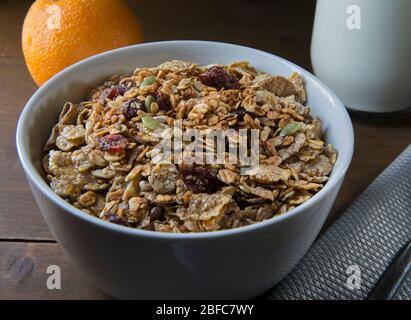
[{"x1": 311, "y1": 0, "x2": 411, "y2": 113}]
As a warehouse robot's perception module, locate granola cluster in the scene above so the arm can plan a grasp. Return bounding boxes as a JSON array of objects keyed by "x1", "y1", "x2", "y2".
[{"x1": 42, "y1": 60, "x2": 336, "y2": 233}]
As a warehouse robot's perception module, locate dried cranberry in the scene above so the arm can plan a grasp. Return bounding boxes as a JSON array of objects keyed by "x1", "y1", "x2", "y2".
[
  {"x1": 98, "y1": 134, "x2": 129, "y2": 153},
  {"x1": 156, "y1": 90, "x2": 172, "y2": 111},
  {"x1": 179, "y1": 166, "x2": 224, "y2": 194},
  {"x1": 107, "y1": 214, "x2": 127, "y2": 226},
  {"x1": 199, "y1": 67, "x2": 240, "y2": 90},
  {"x1": 106, "y1": 84, "x2": 128, "y2": 100},
  {"x1": 233, "y1": 194, "x2": 250, "y2": 210},
  {"x1": 235, "y1": 106, "x2": 246, "y2": 118},
  {"x1": 121, "y1": 99, "x2": 143, "y2": 120},
  {"x1": 234, "y1": 106, "x2": 259, "y2": 120},
  {"x1": 150, "y1": 206, "x2": 164, "y2": 221}
]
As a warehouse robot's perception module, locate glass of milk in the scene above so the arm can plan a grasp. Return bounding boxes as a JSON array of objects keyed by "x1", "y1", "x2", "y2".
[{"x1": 311, "y1": 0, "x2": 411, "y2": 115}]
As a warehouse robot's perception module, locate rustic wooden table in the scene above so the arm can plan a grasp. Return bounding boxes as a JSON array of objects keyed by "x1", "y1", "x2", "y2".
[{"x1": 0, "y1": 0, "x2": 410, "y2": 299}]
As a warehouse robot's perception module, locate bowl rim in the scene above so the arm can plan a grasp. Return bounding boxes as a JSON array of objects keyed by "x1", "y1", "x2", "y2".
[{"x1": 16, "y1": 40, "x2": 354, "y2": 240}]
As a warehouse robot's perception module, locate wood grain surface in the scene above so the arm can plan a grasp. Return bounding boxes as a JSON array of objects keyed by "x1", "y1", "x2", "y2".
[{"x1": 0, "y1": 0, "x2": 409, "y2": 299}]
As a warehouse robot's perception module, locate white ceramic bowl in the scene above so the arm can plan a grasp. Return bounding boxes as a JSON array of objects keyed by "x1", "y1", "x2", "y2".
[{"x1": 16, "y1": 41, "x2": 354, "y2": 299}]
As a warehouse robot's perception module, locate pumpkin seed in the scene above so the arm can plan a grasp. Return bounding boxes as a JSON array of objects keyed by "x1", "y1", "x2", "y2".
[
  {"x1": 280, "y1": 122, "x2": 300, "y2": 136},
  {"x1": 145, "y1": 95, "x2": 154, "y2": 112},
  {"x1": 140, "y1": 75, "x2": 156, "y2": 87},
  {"x1": 142, "y1": 115, "x2": 160, "y2": 131}
]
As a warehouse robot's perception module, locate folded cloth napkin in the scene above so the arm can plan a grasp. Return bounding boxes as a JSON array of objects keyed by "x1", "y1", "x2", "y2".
[{"x1": 265, "y1": 145, "x2": 411, "y2": 300}]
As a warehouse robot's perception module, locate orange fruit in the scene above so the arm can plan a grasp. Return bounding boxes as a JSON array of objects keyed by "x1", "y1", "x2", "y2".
[{"x1": 22, "y1": 0, "x2": 143, "y2": 86}]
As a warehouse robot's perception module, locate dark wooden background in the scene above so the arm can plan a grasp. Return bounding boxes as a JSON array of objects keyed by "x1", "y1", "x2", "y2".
[{"x1": 0, "y1": 0, "x2": 410, "y2": 299}]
